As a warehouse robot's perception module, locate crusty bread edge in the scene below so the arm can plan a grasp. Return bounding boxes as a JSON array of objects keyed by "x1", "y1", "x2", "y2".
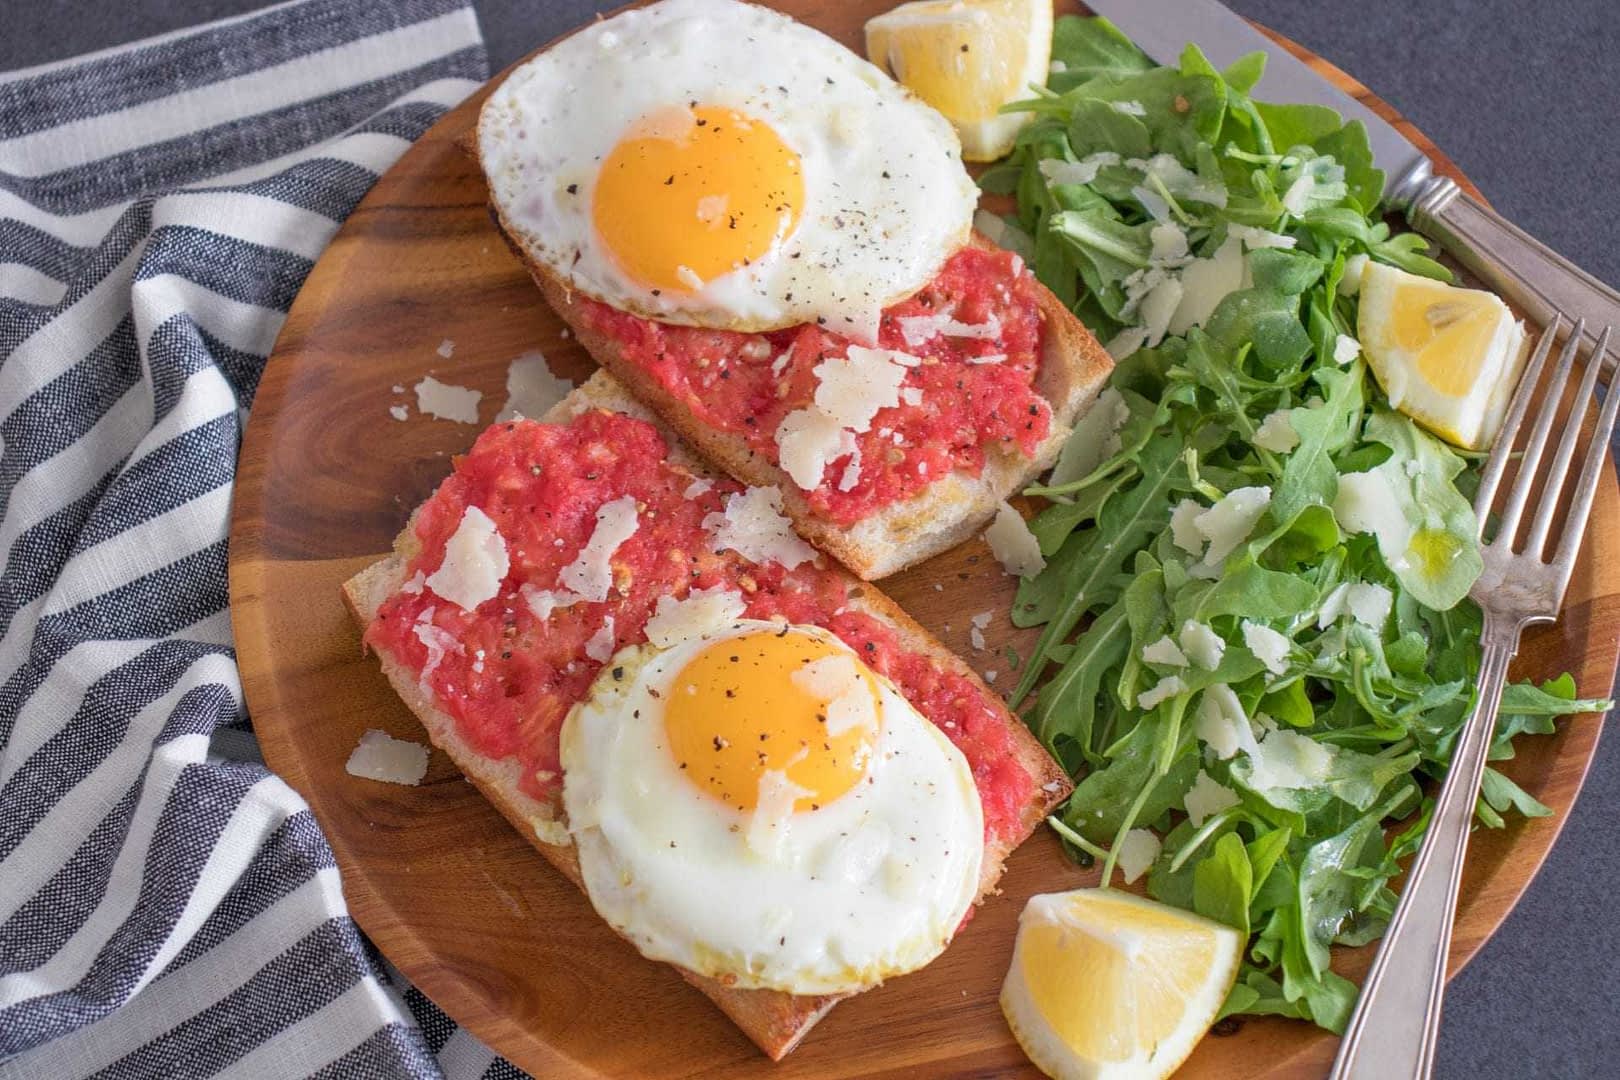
[{"x1": 342, "y1": 371, "x2": 1071, "y2": 1059}]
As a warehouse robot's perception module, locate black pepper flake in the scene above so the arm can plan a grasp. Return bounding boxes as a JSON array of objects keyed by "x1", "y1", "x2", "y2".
[
  {"x1": 566, "y1": 183, "x2": 578, "y2": 194},
  {"x1": 713, "y1": 735, "x2": 729, "y2": 750},
  {"x1": 725, "y1": 688, "x2": 736, "y2": 698},
  {"x1": 611, "y1": 666, "x2": 624, "y2": 681},
  {"x1": 664, "y1": 175, "x2": 675, "y2": 185},
  {"x1": 864, "y1": 641, "x2": 876, "y2": 652}
]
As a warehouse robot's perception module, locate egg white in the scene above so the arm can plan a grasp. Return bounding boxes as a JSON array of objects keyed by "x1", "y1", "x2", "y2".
[
  {"x1": 559, "y1": 620, "x2": 984, "y2": 995},
  {"x1": 477, "y1": 0, "x2": 978, "y2": 340}
]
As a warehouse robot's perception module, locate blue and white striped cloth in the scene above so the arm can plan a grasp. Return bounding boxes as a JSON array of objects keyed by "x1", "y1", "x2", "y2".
[{"x1": 0, "y1": 2, "x2": 530, "y2": 1076}]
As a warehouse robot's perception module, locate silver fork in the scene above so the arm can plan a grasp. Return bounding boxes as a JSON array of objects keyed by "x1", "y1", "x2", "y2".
[{"x1": 1329, "y1": 316, "x2": 1618, "y2": 1080}]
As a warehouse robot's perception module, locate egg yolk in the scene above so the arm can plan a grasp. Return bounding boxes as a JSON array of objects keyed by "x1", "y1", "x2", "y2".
[
  {"x1": 592, "y1": 105, "x2": 804, "y2": 293},
  {"x1": 663, "y1": 630, "x2": 879, "y2": 813}
]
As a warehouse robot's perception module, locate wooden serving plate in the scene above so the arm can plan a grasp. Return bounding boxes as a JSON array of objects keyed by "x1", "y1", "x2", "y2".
[{"x1": 229, "y1": 3, "x2": 1620, "y2": 1076}]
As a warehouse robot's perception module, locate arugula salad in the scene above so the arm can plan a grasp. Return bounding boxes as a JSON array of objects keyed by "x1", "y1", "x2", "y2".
[{"x1": 980, "y1": 16, "x2": 1610, "y2": 1032}]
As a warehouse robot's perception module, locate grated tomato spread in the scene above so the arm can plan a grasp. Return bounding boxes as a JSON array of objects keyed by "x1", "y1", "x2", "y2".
[
  {"x1": 366, "y1": 412, "x2": 1034, "y2": 843},
  {"x1": 574, "y1": 246, "x2": 1050, "y2": 526}
]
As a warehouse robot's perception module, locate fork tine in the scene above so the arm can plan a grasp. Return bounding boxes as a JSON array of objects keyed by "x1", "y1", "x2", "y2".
[
  {"x1": 1494, "y1": 318, "x2": 1585, "y2": 547},
  {"x1": 1551, "y1": 329, "x2": 1619, "y2": 598},
  {"x1": 1474, "y1": 315, "x2": 1561, "y2": 526},
  {"x1": 1524, "y1": 326, "x2": 1610, "y2": 558}
]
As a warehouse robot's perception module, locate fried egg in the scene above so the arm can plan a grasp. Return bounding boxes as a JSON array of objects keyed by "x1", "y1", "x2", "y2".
[
  {"x1": 478, "y1": 0, "x2": 978, "y2": 342},
  {"x1": 559, "y1": 618, "x2": 983, "y2": 995}
]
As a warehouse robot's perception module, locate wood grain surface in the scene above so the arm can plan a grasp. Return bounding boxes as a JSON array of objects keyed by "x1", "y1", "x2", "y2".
[{"x1": 228, "y1": 3, "x2": 1620, "y2": 1076}]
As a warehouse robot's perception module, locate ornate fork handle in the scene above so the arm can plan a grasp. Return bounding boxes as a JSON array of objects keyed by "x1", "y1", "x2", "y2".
[
  {"x1": 1326, "y1": 620, "x2": 1519, "y2": 1080},
  {"x1": 1393, "y1": 161, "x2": 1620, "y2": 360}
]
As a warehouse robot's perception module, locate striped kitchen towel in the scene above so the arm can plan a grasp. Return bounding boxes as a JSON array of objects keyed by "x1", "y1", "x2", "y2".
[{"x1": 0, "y1": 1, "x2": 527, "y2": 1076}]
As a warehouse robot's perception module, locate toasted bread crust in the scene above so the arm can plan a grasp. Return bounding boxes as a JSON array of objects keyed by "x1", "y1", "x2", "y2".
[
  {"x1": 345, "y1": 372, "x2": 1070, "y2": 1059},
  {"x1": 480, "y1": 139, "x2": 1112, "y2": 580}
]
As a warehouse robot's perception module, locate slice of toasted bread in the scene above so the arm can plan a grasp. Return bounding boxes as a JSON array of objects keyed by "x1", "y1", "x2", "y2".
[
  {"x1": 343, "y1": 371, "x2": 1071, "y2": 1059},
  {"x1": 490, "y1": 215, "x2": 1113, "y2": 581}
]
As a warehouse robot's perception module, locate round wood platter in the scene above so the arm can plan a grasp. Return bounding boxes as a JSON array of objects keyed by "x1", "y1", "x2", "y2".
[{"x1": 229, "y1": 3, "x2": 1620, "y2": 1076}]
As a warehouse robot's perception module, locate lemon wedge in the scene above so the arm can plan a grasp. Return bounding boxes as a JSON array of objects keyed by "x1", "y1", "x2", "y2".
[
  {"x1": 1000, "y1": 889, "x2": 1242, "y2": 1080},
  {"x1": 1356, "y1": 262, "x2": 1528, "y2": 450},
  {"x1": 865, "y1": 0, "x2": 1053, "y2": 161}
]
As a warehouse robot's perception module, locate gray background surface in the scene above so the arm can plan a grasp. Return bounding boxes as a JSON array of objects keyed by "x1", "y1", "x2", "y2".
[{"x1": 5, "y1": 1, "x2": 1617, "y2": 1076}]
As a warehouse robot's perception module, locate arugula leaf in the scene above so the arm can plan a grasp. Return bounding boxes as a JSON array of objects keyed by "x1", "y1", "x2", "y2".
[
  {"x1": 1047, "y1": 14, "x2": 1154, "y2": 92},
  {"x1": 1194, "y1": 831, "x2": 1254, "y2": 934},
  {"x1": 1002, "y1": 16, "x2": 1613, "y2": 1034}
]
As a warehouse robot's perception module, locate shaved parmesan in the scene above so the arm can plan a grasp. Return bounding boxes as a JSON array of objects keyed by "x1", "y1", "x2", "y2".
[
  {"x1": 1127, "y1": 153, "x2": 1228, "y2": 207},
  {"x1": 1183, "y1": 769, "x2": 1240, "y2": 827},
  {"x1": 414, "y1": 375, "x2": 482, "y2": 424},
  {"x1": 837, "y1": 445, "x2": 863, "y2": 492},
  {"x1": 969, "y1": 610, "x2": 993, "y2": 652},
  {"x1": 1170, "y1": 498, "x2": 1206, "y2": 556},
  {"x1": 1150, "y1": 221, "x2": 1190, "y2": 264},
  {"x1": 426, "y1": 507, "x2": 509, "y2": 612},
  {"x1": 1139, "y1": 275, "x2": 1184, "y2": 349},
  {"x1": 966, "y1": 353, "x2": 1007, "y2": 365},
  {"x1": 1141, "y1": 635, "x2": 1188, "y2": 667},
  {"x1": 702, "y1": 486, "x2": 817, "y2": 569},
  {"x1": 496, "y1": 351, "x2": 572, "y2": 422},
  {"x1": 1116, "y1": 829, "x2": 1161, "y2": 884},
  {"x1": 1253, "y1": 409, "x2": 1300, "y2": 453},
  {"x1": 412, "y1": 607, "x2": 460, "y2": 690},
  {"x1": 1229, "y1": 223, "x2": 1297, "y2": 250},
  {"x1": 814, "y1": 347, "x2": 907, "y2": 431},
  {"x1": 1047, "y1": 387, "x2": 1128, "y2": 493},
  {"x1": 643, "y1": 586, "x2": 748, "y2": 648},
  {"x1": 1105, "y1": 326, "x2": 1149, "y2": 361},
  {"x1": 1247, "y1": 730, "x2": 1334, "y2": 790},
  {"x1": 901, "y1": 387, "x2": 924, "y2": 407},
  {"x1": 771, "y1": 351, "x2": 793, "y2": 377},
  {"x1": 792, "y1": 654, "x2": 876, "y2": 736},
  {"x1": 983, "y1": 501, "x2": 1046, "y2": 577},
  {"x1": 584, "y1": 616, "x2": 617, "y2": 663},
  {"x1": 559, "y1": 496, "x2": 638, "y2": 602},
  {"x1": 346, "y1": 729, "x2": 429, "y2": 786},
  {"x1": 682, "y1": 477, "x2": 713, "y2": 499},
  {"x1": 1196, "y1": 684, "x2": 1257, "y2": 760},
  {"x1": 521, "y1": 584, "x2": 580, "y2": 620},
  {"x1": 1178, "y1": 620, "x2": 1226, "y2": 671},
  {"x1": 776, "y1": 406, "x2": 850, "y2": 490},
  {"x1": 1334, "y1": 469, "x2": 1414, "y2": 558},
  {"x1": 1332, "y1": 333, "x2": 1361, "y2": 364},
  {"x1": 1137, "y1": 674, "x2": 1186, "y2": 710},
  {"x1": 1038, "y1": 152, "x2": 1118, "y2": 187},
  {"x1": 1131, "y1": 184, "x2": 1171, "y2": 223},
  {"x1": 1167, "y1": 236, "x2": 1244, "y2": 337},
  {"x1": 1194, "y1": 486, "x2": 1271, "y2": 569},
  {"x1": 436, "y1": 338, "x2": 455, "y2": 359},
  {"x1": 389, "y1": 404, "x2": 408, "y2": 421},
  {"x1": 1318, "y1": 582, "x2": 1393, "y2": 629},
  {"x1": 1281, "y1": 172, "x2": 1316, "y2": 215},
  {"x1": 1339, "y1": 254, "x2": 1369, "y2": 296},
  {"x1": 897, "y1": 312, "x2": 1002, "y2": 348},
  {"x1": 1241, "y1": 620, "x2": 1291, "y2": 675}
]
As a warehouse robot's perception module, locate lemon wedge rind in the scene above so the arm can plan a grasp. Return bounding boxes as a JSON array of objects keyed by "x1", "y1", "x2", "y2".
[
  {"x1": 1356, "y1": 262, "x2": 1529, "y2": 451},
  {"x1": 1000, "y1": 888, "x2": 1243, "y2": 1080}
]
